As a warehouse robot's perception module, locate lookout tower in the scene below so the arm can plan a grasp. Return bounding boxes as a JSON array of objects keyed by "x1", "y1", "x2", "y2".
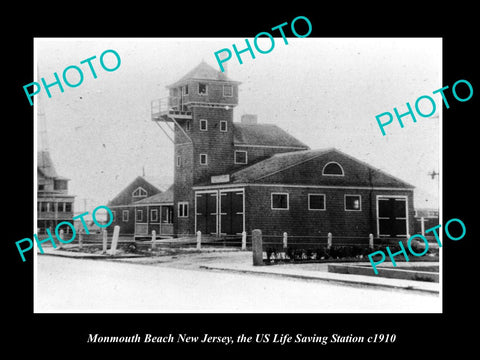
[{"x1": 151, "y1": 61, "x2": 241, "y2": 235}]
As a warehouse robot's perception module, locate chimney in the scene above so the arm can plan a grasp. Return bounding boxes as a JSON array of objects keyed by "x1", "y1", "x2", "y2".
[{"x1": 241, "y1": 114, "x2": 258, "y2": 125}]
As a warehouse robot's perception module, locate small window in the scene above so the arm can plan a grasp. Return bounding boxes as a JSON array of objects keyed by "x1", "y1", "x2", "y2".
[
  {"x1": 176, "y1": 155, "x2": 181, "y2": 167},
  {"x1": 150, "y1": 209, "x2": 158, "y2": 222},
  {"x1": 57, "y1": 202, "x2": 64, "y2": 212},
  {"x1": 308, "y1": 194, "x2": 326, "y2": 210},
  {"x1": 136, "y1": 209, "x2": 143, "y2": 222},
  {"x1": 178, "y1": 202, "x2": 189, "y2": 218},
  {"x1": 200, "y1": 153, "x2": 208, "y2": 165},
  {"x1": 182, "y1": 85, "x2": 189, "y2": 95},
  {"x1": 345, "y1": 195, "x2": 361, "y2": 211},
  {"x1": 198, "y1": 83, "x2": 208, "y2": 95},
  {"x1": 65, "y1": 203, "x2": 72, "y2": 212},
  {"x1": 223, "y1": 84, "x2": 233, "y2": 97},
  {"x1": 220, "y1": 120, "x2": 227, "y2": 132},
  {"x1": 185, "y1": 120, "x2": 191, "y2": 131},
  {"x1": 234, "y1": 150, "x2": 248, "y2": 164},
  {"x1": 322, "y1": 162, "x2": 344, "y2": 176},
  {"x1": 122, "y1": 210, "x2": 129, "y2": 222},
  {"x1": 271, "y1": 193, "x2": 289, "y2": 210},
  {"x1": 200, "y1": 119, "x2": 208, "y2": 131},
  {"x1": 132, "y1": 187, "x2": 147, "y2": 198},
  {"x1": 112, "y1": 210, "x2": 116, "y2": 221},
  {"x1": 38, "y1": 184, "x2": 45, "y2": 191},
  {"x1": 40, "y1": 202, "x2": 47, "y2": 212},
  {"x1": 50, "y1": 202, "x2": 56, "y2": 212}
]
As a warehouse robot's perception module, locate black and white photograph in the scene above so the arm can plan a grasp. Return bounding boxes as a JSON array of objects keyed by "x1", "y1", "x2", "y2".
[
  {"x1": 33, "y1": 37, "x2": 442, "y2": 313},
  {"x1": 6, "y1": 7, "x2": 478, "y2": 355}
]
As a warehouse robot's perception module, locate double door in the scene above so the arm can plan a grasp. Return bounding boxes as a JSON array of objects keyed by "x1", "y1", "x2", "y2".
[{"x1": 195, "y1": 189, "x2": 244, "y2": 235}]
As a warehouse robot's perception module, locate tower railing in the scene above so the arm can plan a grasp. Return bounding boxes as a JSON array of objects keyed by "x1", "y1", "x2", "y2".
[{"x1": 151, "y1": 97, "x2": 192, "y2": 121}]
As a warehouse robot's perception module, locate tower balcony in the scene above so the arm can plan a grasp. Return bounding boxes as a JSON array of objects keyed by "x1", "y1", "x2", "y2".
[{"x1": 151, "y1": 97, "x2": 192, "y2": 122}]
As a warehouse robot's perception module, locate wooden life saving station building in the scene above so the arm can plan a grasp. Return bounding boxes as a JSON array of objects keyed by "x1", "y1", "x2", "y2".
[{"x1": 149, "y1": 61, "x2": 415, "y2": 240}]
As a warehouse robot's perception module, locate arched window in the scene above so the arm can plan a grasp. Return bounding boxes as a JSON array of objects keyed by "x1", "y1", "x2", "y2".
[
  {"x1": 322, "y1": 162, "x2": 344, "y2": 176},
  {"x1": 132, "y1": 187, "x2": 147, "y2": 198}
]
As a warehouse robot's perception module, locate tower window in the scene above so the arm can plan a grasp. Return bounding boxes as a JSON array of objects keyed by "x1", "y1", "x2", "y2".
[
  {"x1": 200, "y1": 153, "x2": 208, "y2": 165},
  {"x1": 122, "y1": 210, "x2": 129, "y2": 222},
  {"x1": 234, "y1": 150, "x2": 248, "y2": 164},
  {"x1": 200, "y1": 119, "x2": 208, "y2": 131},
  {"x1": 176, "y1": 155, "x2": 181, "y2": 167},
  {"x1": 322, "y1": 161, "x2": 344, "y2": 176},
  {"x1": 220, "y1": 121, "x2": 227, "y2": 132},
  {"x1": 178, "y1": 202, "x2": 189, "y2": 218},
  {"x1": 223, "y1": 84, "x2": 233, "y2": 97},
  {"x1": 198, "y1": 83, "x2": 208, "y2": 95}
]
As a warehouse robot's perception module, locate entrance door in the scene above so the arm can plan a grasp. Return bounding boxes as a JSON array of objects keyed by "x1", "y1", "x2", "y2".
[
  {"x1": 220, "y1": 190, "x2": 244, "y2": 235},
  {"x1": 196, "y1": 192, "x2": 217, "y2": 235},
  {"x1": 377, "y1": 197, "x2": 408, "y2": 237}
]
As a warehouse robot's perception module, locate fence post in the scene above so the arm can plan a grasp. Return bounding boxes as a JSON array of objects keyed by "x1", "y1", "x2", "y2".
[
  {"x1": 241, "y1": 231, "x2": 247, "y2": 251},
  {"x1": 79, "y1": 230, "x2": 83, "y2": 250},
  {"x1": 102, "y1": 229, "x2": 108, "y2": 254},
  {"x1": 196, "y1": 231, "x2": 201, "y2": 250},
  {"x1": 369, "y1": 233, "x2": 374, "y2": 250},
  {"x1": 327, "y1": 232, "x2": 332, "y2": 250},
  {"x1": 252, "y1": 229, "x2": 263, "y2": 266},
  {"x1": 110, "y1": 225, "x2": 120, "y2": 256},
  {"x1": 57, "y1": 229, "x2": 64, "y2": 250},
  {"x1": 151, "y1": 230, "x2": 156, "y2": 251}
]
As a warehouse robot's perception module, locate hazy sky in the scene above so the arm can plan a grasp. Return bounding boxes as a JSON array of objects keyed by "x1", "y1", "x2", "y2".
[{"x1": 35, "y1": 38, "x2": 441, "y2": 212}]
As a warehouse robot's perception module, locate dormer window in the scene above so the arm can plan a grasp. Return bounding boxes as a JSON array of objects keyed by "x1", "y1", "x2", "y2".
[
  {"x1": 132, "y1": 187, "x2": 147, "y2": 199},
  {"x1": 322, "y1": 161, "x2": 344, "y2": 176},
  {"x1": 198, "y1": 83, "x2": 208, "y2": 95}
]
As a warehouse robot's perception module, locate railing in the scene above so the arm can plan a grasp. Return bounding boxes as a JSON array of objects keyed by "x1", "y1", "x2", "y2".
[{"x1": 151, "y1": 97, "x2": 191, "y2": 121}]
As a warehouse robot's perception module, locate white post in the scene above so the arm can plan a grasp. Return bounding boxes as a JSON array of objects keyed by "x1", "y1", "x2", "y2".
[
  {"x1": 151, "y1": 230, "x2": 156, "y2": 251},
  {"x1": 196, "y1": 231, "x2": 201, "y2": 250},
  {"x1": 283, "y1": 232, "x2": 288, "y2": 249},
  {"x1": 57, "y1": 229, "x2": 64, "y2": 250},
  {"x1": 78, "y1": 230, "x2": 83, "y2": 250},
  {"x1": 102, "y1": 229, "x2": 108, "y2": 254},
  {"x1": 420, "y1": 217, "x2": 426, "y2": 235},
  {"x1": 110, "y1": 225, "x2": 120, "y2": 256},
  {"x1": 241, "y1": 231, "x2": 247, "y2": 251},
  {"x1": 327, "y1": 232, "x2": 332, "y2": 249},
  {"x1": 369, "y1": 233, "x2": 374, "y2": 250}
]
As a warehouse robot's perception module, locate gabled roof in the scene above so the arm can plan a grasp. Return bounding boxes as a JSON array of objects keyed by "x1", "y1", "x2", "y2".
[
  {"x1": 231, "y1": 148, "x2": 329, "y2": 183},
  {"x1": 107, "y1": 176, "x2": 165, "y2": 207},
  {"x1": 233, "y1": 123, "x2": 310, "y2": 149},
  {"x1": 230, "y1": 147, "x2": 414, "y2": 189},
  {"x1": 133, "y1": 185, "x2": 174, "y2": 205},
  {"x1": 167, "y1": 61, "x2": 239, "y2": 88}
]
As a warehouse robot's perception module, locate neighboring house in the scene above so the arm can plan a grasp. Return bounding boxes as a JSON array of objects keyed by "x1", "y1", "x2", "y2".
[
  {"x1": 107, "y1": 176, "x2": 172, "y2": 236},
  {"x1": 37, "y1": 151, "x2": 75, "y2": 234},
  {"x1": 151, "y1": 61, "x2": 416, "y2": 240},
  {"x1": 132, "y1": 185, "x2": 174, "y2": 238}
]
